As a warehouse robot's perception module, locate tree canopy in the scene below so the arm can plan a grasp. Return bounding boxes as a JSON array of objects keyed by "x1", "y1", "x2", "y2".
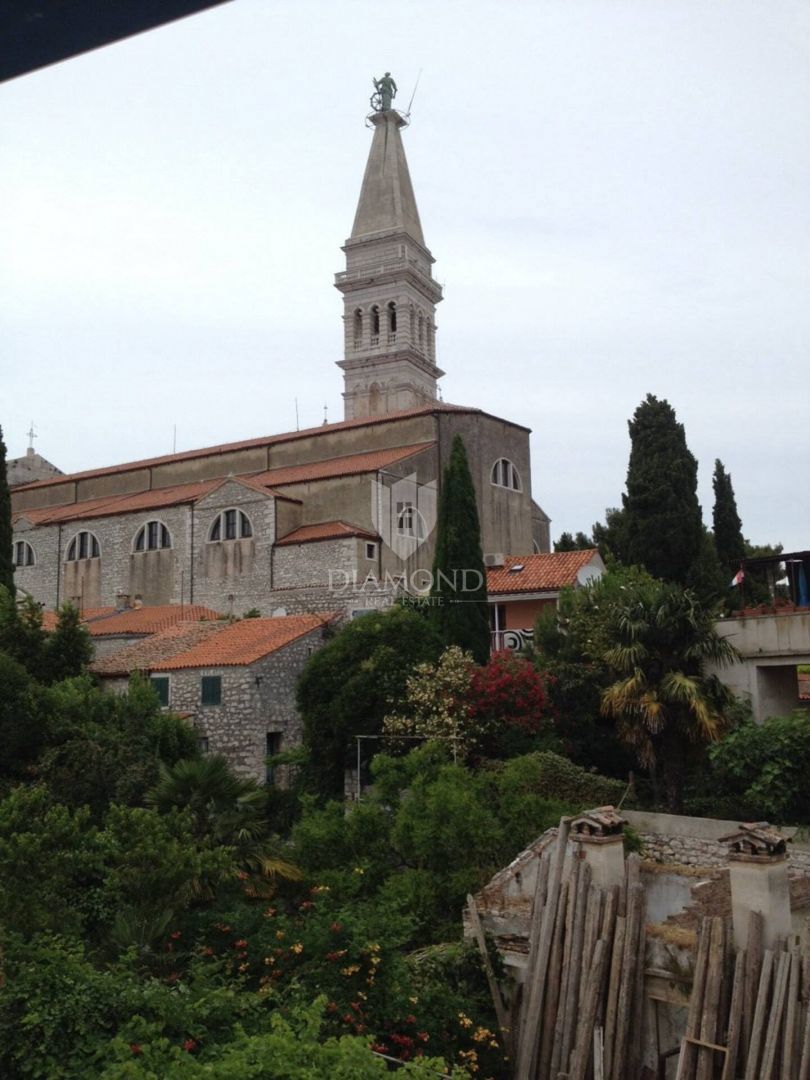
[
  {"x1": 619, "y1": 394, "x2": 704, "y2": 585},
  {"x1": 297, "y1": 606, "x2": 443, "y2": 799},
  {"x1": 429, "y1": 434, "x2": 490, "y2": 664},
  {"x1": 712, "y1": 459, "x2": 745, "y2": 577}
]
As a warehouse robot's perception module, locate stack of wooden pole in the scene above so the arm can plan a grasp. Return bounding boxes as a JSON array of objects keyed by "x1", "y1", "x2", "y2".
[
  {"x1": 512, "y1": 819, "x2": 647, "y2": 1080},
  {"x1": 674, "y1": 911, "x2": 810, "y2": 1080}
]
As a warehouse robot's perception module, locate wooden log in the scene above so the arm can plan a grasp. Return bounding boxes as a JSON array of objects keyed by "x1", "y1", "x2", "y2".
[
  {"x1": 603, "y1": 915, "x2": 626, "y2": 1080},
  {"x1": 517, "y1": 850, "x2": 552, "y2": 1054},
  {"x1": 515, "y1": 817, "x2": 571, "y2": 1080},
  {"x1": 675, "y1": 917, "x2": 712, "y2": 1080},
  {"x1": 696, "y1": 917, "x2": 726, "y2": 1080},
  {"x1": 720, "y1": 949, "x2": 746, "y2": 1080},
  {"x1": 626, "y1": 851, "x2": 641, "y2": 890},
  {"x1": 801, "y1": 919, "x2": 810, "y2": 1004},
  {"x1": 610, "y1": 881, "x2": 644, "y2": 1080},
  {"x1": 744, "y1": 949, "x2": 775, "y2": 1080},
  {"x1": 538, "y1": 880, "x2": 570, "y2": 1080},
  {"x1": 593, "y1": 1025, "x2": 605, "y2": 1080},
  {"x1": 781, "y1": 949, "x2": 800, "y2": 1080},
  {"x1": 466, "y1": 894, "x2": 512, "y2": 1052},
  {"x1": 568, "y1": 938, "x2": 608, "y2": 1080},
  {"x1": 597, "y1": 887, "x2": 619, "y2": 1022},
  {"x1": 797, "y1": 995, "x2": 810, "y2": 1080},
  {"x1": 579, "y1": 883, "x2": 603, "y2": 1015},
  {"x1": 628, "y1": 916, "x2": 647, "y2": 1079},
  {"x1": 761, "y1": 950, "x2": 791, "y2": 1080},
  {"x1": 559, "y1": 862, "x2": 592, "y2": 1074},
  {"x1": 743, "y1": 910, "x2": 765, "y2": 1062},
  {"x1": 549, "y1": 857, "x2": 580, "y2": 1080}
]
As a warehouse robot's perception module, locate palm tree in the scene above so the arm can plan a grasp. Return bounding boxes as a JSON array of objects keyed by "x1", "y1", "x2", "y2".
[
  {"x1": 146, "y1": 755, "x2": 300, "y2": 897},
  {"x1": 599, "y1": 580, "x2": 740, "y2": 812}
]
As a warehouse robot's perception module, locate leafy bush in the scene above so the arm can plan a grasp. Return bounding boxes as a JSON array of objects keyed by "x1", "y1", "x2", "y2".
[
  {"x1": 707, "y1": 712, "x2": 810, "y2": 823},
  {"x1": 521, "y1": 751, "x2": 626, "y2": 807}
]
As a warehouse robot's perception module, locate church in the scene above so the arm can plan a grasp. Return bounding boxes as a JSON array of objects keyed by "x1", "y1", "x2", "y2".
[{"x1": 10, "y1": 89, "x2": 550, "y2": 621}]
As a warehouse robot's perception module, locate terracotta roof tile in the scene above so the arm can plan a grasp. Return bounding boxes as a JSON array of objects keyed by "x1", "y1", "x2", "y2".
[
  {"x1": 276, "y1": 520, "x2": 380, "y2": 546},
  {"x1": 487, "y1": 550, "x2": 602, "y2": 595},
  {"x1": 16, "y1": 476, "x2": 294, "y2": 528},
  {"x1": 250, "y1": 441, "x2": 435, "y2": 488},
  {"x1": 151, "y1": 613, "x2": 336, "y2": 671},
  {"x1": 41, "y1": 607, "x2": 115, "y2": 631},
  {"x1": 83, "y1": 604, "x2": 224, "y2": 637},
  {"x1": 12, "y1": 404, "x2": 490, "y2": 493},
  {"x1": 91, "y1": 621, "x2": 224, "y2": 676}
]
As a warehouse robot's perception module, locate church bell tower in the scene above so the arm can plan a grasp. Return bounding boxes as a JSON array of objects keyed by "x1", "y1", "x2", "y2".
[{"x1": 336, "y1": 81, "x2": 444, "y2": 420}]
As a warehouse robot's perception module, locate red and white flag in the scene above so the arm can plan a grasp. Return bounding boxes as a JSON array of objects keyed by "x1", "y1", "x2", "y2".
[{"x1": 730, "y1": 569, "x2": 745, "y2": 587}]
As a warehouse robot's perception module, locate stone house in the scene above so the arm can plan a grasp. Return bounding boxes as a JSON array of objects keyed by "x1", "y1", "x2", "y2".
[
  {"x1": 43, "y1": 602, "x2": 224, "y2": 659},
  {"x1": 91, "y1": 613, "x2": 335, "y2": 782}
]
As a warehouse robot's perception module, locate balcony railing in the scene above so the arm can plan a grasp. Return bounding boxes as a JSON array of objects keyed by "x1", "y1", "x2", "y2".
[{"x1": 490, "y1": 628, "x2": 534, "y2": 654}]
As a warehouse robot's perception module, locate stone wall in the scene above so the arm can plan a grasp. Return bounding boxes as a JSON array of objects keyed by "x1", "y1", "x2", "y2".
[
  {"x1": 625, "y1": 809, "x2": 810, "y2": 874},
  {"x1": 164, "y1": 626, "x2": 327, "y2": 782}
]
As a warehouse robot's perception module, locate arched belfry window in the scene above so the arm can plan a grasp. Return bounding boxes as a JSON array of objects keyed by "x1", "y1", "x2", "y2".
[
  {"x1": 491, "y1": 458, "x2": 522, "y2": 492},
  {"x1": 370, "y1": 305, "x2": 380, "y2": 342},
  {"x1": 66, "y1": 530, "x2": 100, "y2": 561},
  {"x1": 353, "y1": 308, "x2": 363, "y2": 348},
  {"x1": 134, "y1": 521, "x2": 171, "y2": 552},
  {"x1": 13, "y1": 540, "x2": 35, "y2": 567},
  {"x1": 209, "y1": 509, "x2": 253, "y2": 542},
  {"x1": 387, "y1": 301, "x2": 397, "y2": 333}
]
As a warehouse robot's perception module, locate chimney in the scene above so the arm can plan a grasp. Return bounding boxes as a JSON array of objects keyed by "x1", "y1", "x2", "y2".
[
  {"x1": 115, "y1": 592, "x2": 130, "y2": 611},
  {"x1": 720, "y1": 822, "x2": 792, "y2": 949},
  {"x1": 132, "y1": 595, "x2": 143, "y2": 610},
  {"x1": 569, "y1": 806, "x2": 627, "y2": 889}
]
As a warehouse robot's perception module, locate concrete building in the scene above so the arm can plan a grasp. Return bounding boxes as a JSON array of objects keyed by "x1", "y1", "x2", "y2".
[
  {"x1": 487, "y1": 548, "x2": 605, "y2": 651},
  {"x1": 10, "y1": 100, "x2": 550, "y2": 620}
]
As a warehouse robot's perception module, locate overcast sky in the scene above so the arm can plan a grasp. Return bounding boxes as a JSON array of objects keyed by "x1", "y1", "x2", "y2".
[{"x1": 2, "y1": 0, "x2": 808, "y2": 550}]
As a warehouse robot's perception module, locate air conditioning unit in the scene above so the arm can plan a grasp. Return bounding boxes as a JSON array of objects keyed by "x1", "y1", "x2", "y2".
[{"x1": 484, "y1": 553, "x2": 505, "y2": 568}]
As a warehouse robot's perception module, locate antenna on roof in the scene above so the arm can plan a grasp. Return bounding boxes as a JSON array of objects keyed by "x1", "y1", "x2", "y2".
[
  {"x1": 172, "y1": 424, "x2": 177, "y2": 454},
  {"x1": 295, "y1": 398, "x2": 300, "y2": 431},
  {"x1": 406, "y1": 68, "x2": 423, "y2": 117},
  {"x1": 26, "y1": 420, "x2": 37, "y2": 452},
  {"x1": 322, "y1": 403, "x2": 329, "y2": 426}
]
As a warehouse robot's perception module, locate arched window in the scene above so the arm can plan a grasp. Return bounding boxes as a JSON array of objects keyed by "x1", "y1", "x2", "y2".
[
  {"x1": 134, "y1": 520, "x2": 171, "y2": 552},
  {"x1": 396, "y1": 502, "x2": 427, "y2": 540},
  {"x1": 370, "y1": 305, "x2": 380, "y2": 340},
  {"x1": 13, "y1": 540, "x2": 35, "y2": 567},
  {"x1": 353, "y1": 308, "x2": 363, "y2": 347},
  {"x1": 417, "y1": 312, "x2": 424, "y2": 347},
  {"x1": 387, "y1": 301, "x2": 397, "y2": 333},
  {"x1": 491, "y1": 458, "x2": 522, "y2": 491},
  {"x1": 209, "y1": 509, "x2": 253, "y2": 542},
  {"x1": 66, "y1": 530, "x2": 100, "y2": 561}
]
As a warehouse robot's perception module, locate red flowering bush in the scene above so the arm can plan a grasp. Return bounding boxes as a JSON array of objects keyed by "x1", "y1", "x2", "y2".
[{"x1": 465, "y1": 651, "x2": 551, "y2": 757}]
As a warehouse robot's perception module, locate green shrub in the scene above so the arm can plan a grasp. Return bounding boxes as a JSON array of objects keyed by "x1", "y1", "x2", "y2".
[{"x1": 522, "y1": 751, "x2": 626, "y2": 807}]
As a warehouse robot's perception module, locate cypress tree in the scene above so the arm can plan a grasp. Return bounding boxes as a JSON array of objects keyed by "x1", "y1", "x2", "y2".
[
  {"x1": 429, "y1": 433, "x2": 491, "y2": 664},
  {"x1": 712, "y1": 459, "x2": 745, "y2": 575},
  {"x1": 0, "y1": 426, "x2": 14, "y2": 597},
  {"x1": 620, "y1": 394, "x2": 703, "y2": 585}
]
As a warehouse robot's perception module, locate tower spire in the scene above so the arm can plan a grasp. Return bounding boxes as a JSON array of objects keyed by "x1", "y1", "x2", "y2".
[{"x1": 336, "y1": 81, "x2": 443, "y2": 420}]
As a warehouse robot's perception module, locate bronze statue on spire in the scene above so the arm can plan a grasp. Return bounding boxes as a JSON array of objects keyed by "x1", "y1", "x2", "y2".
[{"x1": 370, "y1": 72, "x2": 397, "y2": 112}]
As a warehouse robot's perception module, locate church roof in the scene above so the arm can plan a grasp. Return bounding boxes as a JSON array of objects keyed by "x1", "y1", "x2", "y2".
[
  {"x1": 350, "y1": 111, "x2": 424, "y2": 245},
  {"x1": 276, "y1": 520, "x2": 379, "y2": 546},
  {"x1": 43, "y1": 603, "x2": 223, "y2": 636},
  {"x1": 487, "y1": 550, "x2": 603, "y2": 595},
  {"x1": 251, "y1": 441, "x2": 434, "y2": 488},
  {"x1": 10, "y1": 404, "x2": 493, "y2": 495},
  {"x1": 12, "y1": 476, "x2": 293, "y2": 527}
]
